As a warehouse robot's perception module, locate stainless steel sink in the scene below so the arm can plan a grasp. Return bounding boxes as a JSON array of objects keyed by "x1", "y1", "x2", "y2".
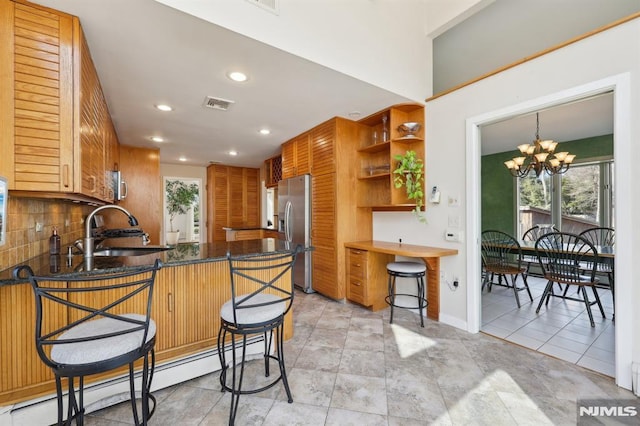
[{"x1": 92, "y1": 246, "x2": 172, "y2": 257}]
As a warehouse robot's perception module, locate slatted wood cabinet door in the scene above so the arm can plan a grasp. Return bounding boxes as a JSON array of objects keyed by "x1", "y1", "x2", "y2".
[
  {"x1": 3, "y1": 0, "x2": 119, "y2": 202},
  {"x1": 10, "y1": 1, "x2": 74, "y2": 192},
  {"x1": 207, "y1": 165, "x2": 261, "y2": 242}
]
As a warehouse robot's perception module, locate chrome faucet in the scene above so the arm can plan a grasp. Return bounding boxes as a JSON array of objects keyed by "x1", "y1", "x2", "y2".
[{"x1": 84, "y1": 205, "x2": 139, "y2": 260}]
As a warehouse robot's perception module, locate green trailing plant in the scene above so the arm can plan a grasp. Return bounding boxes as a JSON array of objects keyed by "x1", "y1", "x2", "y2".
[
  {"x1": 393, "y1": 150, "x2": 426, "y2": 223},
  {"x1": 165, "y1": 180, "x2": 199, "y2": 232}
]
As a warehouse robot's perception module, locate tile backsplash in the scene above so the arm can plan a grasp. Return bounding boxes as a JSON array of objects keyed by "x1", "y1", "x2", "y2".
[{"x1": 0, "y1": 197, "x2": 89, "y2": 272}]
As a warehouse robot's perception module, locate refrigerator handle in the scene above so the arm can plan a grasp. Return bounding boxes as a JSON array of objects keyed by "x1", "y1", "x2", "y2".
[{"x1": 285, "y1": 201, "x2": 292, "y2": 242}]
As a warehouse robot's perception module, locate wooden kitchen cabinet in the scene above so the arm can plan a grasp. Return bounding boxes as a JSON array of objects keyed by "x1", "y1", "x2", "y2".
[
  {"x1": 206, "y1": 164, "x2": 261, "y2": 242},
  {"x1": 346, "y1": 248, "x2": 394, "y2": 310},
  {"x1": 1, "y1": 1, "x2": 118, "y2": 203},
  {"x1": 356, "y1": 103, "x2": 425, "y2": 211},
  {"x1": 309, "y1": 117, "x2": 372, "y2": 300},
  {"x1": 264, "y1": 154, "x2": 282, "y2": 188},
  {"x1": 281, "y1": 133, "x2": 310, "y2": 179}
]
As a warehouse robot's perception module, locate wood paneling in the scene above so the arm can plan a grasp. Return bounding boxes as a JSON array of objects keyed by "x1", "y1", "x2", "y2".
[{"x1": 105, "y1": 146, "x2": 159, "y2": 243}]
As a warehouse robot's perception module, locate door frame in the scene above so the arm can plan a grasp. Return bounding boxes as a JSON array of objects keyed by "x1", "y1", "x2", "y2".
[{"x1": 465, "y1": 74, "x2": 632, "y2": 389}]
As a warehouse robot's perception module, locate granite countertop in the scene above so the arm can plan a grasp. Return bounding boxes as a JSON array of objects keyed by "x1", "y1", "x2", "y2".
[
  {"x1": 1, "y1": 239, "x2": 304, "y2": 286},
  {"x1": 222, "y1": 227, "x2": 279, "y2": 231}
]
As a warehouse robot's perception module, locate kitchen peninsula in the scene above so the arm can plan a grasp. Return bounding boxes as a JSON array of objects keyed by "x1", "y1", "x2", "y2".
[{"x1": 0, "y1": 239, "x2": 301, "y2": 408}]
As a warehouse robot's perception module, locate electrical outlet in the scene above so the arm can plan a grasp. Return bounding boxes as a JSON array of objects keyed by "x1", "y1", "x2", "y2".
[
  {"x1": 448, "y1": 215, "x2": 460, "y2": 228},
  {"x1": 448, "y1": 196, "x2": 460, "y2": 207},
  {"x1": 35, "y1": 222, "x2": 43, "y2": 232},
  {"x1": 65, "y1": 218, "x2": 70, "y2": 227}
]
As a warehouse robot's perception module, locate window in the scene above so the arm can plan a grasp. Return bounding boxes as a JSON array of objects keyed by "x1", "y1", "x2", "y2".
[{"x1": 517, "y1": 160, "x2": 613, "y2": 237}]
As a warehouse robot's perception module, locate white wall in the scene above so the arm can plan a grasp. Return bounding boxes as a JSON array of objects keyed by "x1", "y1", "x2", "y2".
[
  {"x1": 425, "y1": 0, "x2": 494, "y2": 37},
  {"x1": 160, "y1": 164, "x2": 208, "y2": 243},
  {"x1": 409, "y1": 18, "x2": 639, "y2": 389},
  {"x1": 154, "y1": 0, "x2": 433, "y2": 100}
]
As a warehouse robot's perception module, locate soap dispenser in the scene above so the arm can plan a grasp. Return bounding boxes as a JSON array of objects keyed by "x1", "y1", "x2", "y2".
[{"x1": 49, "y1": 227, "x2": 61, "y2": 255}]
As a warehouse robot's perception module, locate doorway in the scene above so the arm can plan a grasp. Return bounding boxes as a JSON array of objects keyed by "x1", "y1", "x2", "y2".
[{"x1": 466, "y1": 75, "x2": 632, "y2": 389}]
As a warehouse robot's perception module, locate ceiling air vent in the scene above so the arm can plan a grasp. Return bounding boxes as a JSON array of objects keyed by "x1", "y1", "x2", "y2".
[
  {"x1": 245, "y1": 0, "x2": 279, "y2": 15},
  {"x1": 203, "y1": 96, "x2": 235, "y2": 111}
]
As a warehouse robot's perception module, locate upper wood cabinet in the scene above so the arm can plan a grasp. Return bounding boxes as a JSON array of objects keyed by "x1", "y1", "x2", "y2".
[
  {"x1": 356, "y1": 103, "x2": 425, "y2": 211},
  {"x1": 264, "y1": 155, "x2": 282, "y2": 188},
  {"x1": 281, "y1": 133, "x2": 310, "y2": 179},
  {"x1": 1, "y1": 1, "x2": 118, "y2": 203},
  {"x1": 206, "y1": 164, "x2": 261, "y2": 242}
]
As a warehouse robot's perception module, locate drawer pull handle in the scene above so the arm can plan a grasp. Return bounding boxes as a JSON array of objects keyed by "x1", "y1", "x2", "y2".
[
  {"x1": 355, "y1": 263, "x2": 361, "y2": 267},
  {"x1": 352, "y1": 281, "x2": 361, "y2": 286}
]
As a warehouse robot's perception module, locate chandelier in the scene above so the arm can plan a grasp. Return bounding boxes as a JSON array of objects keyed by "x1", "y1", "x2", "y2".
[{"x1": 504, "y1": 113, "x2": 575, "y2": 177}]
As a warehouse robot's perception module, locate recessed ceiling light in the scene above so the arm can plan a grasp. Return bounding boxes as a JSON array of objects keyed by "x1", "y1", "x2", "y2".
[
  {"x1": 259, "y1": 128, "x2": 271, "y2": 135},
  {"x1": 178, "y1": 156, "x2": 187, "y2": 162},
  {"x1": 228, "y1": 150, "x2": 238, "y2": 156},
  {"x1": 155, "y1": 104, "x2": 173, "y2": 112},
  {"x1": 227, "y1": 71, "x2": 248, "y2": 82},
  {"x1": 150, "y1": 136, "x2": 164, "y2": 143}
]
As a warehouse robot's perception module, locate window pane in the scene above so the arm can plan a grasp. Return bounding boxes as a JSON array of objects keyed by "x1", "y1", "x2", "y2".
[
  {"x1": 518, "y1": 173, "x2": 553, "y2": 238},
  {"x1": 560, "y1": 164, "x2": 600, "y2": 233}
]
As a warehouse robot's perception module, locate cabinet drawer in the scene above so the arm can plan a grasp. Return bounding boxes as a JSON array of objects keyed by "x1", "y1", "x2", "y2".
[
  {"x1": 347, "y1": 249, "x2": 369, "y2": 305},
  {"x1": 348, "y1": 277, "x2": 366, "y2": 303}
]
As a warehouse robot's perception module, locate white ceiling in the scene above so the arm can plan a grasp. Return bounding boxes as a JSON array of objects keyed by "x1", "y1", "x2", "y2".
[
  {"x1": 481, "y1": 92, "x2": 613, "y2": 156},
  {"x1": 32, "y1": 0, "x2": 409, "y2": 168},
  {"x1": 32, "y1": 0, "x2": 619, "y2": 166}
]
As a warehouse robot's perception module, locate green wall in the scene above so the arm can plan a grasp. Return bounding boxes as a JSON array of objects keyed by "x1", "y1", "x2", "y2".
[{"x1": 481, "y1": 134, "x2": 613, "y2": 235}]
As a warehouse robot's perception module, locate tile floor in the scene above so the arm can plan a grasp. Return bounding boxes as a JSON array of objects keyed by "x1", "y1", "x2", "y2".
[
  {"x1": 85, "y1": 288, "x2": 634, "y2": 425},
  {"x1": 481, "y1": 274, "x2": 616, "y2": 377}
]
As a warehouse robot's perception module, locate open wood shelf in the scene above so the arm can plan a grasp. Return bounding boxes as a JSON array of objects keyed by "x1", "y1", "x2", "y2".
[{"x1": 355, "y1": 103, "x2": 425, "y2": 210}]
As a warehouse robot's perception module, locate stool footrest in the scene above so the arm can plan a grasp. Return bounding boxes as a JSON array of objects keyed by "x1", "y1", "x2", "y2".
[{"x1": 385, "y1": 294, "x2": 428, "y2": 310}]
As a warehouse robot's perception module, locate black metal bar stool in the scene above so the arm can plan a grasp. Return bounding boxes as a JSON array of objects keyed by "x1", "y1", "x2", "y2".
[
  {"x1": 386, "y1": 261, "x2": 428, "y2": 327},
  {"x1": 218, "y1": 247, "x2": 300, "y2": 425},
  {"x1": 14, "y1": 259, "x2": 162, "y2": 426}
]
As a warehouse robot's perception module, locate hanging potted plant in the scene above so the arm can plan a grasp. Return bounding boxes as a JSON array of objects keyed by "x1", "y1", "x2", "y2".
[
  {"x1": 165, "y1": 179, "x2": 199, "y2": 245},
  {"x1": 393, "y1": 150, "x2": 426, "y2": 223}
]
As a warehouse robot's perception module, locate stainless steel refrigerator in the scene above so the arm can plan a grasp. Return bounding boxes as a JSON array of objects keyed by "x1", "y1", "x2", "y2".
[{"x1": 278, "y1": 174, "x2": 313, "y2": 293}]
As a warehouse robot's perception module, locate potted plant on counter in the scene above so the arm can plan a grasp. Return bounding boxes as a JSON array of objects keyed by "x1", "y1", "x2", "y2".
[
  {"x1": 393, "y1": 150, "x2": 426, "y2": 223},
  {"x1": 165, "y1": 179, "x2": 199, "y2": 245}
]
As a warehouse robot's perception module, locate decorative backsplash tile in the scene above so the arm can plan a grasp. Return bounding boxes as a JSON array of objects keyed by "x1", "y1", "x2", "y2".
[{"x1": 0, "y1": 197, "x2": 88, "y2": 272}]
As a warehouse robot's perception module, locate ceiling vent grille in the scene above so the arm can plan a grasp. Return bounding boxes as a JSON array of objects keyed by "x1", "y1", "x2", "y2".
[
  {"x1": 245, "y1": 0, "x2": 279, "y2": 15},
  {"x1": 202, "y1": 96, "x2": 235, "y2": 111}
]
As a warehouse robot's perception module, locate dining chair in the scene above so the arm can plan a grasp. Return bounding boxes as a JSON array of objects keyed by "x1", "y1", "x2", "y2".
[
  {"x1": 579, "y1": 227, "x2": 615, "y2": 314},
  {"x1": 481, "y1": 230, "x2": 533, "y2": 308},
  {"x1": 14, "y1": 260, "x2": 162, "y2": 425},
  {"x1": 534, "y1": 232, "x2": 605, "y2": 327},
  {"x1": 522, "y1": 224, "x2": 562, "y2": 289},
  {"x1": 218, "y1": 247, "x2": 300, "y2": 425}
]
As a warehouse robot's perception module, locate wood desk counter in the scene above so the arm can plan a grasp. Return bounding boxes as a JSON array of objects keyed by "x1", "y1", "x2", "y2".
[{"x1": 344, "y1": 240, "x2": 458, "y2": 320}]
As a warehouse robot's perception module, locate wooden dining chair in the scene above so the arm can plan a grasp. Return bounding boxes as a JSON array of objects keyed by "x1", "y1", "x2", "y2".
[
  {"x1": 579, "y1": 227, "x2": 615, "y2": 313},
  {"x1": 481, "y1": 230, "x2": 532, "y2": 308},
  {"x1": 522, "y1": 224, "x2": 562, "y2": 289},
  {"x1": 534, "y1": 232, "x2": 605, "y2": 327}
]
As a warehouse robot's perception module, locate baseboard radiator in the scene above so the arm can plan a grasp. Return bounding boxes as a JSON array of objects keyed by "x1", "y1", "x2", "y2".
[{"x1": 3, "y1": 336, "x2": 265, "y2": 425}]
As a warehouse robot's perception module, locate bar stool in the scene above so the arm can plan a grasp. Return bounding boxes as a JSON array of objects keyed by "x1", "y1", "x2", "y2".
[
  {"x1": 386, "y1": 261, "x2": 427, "y2": 327},
  {"x1": 14, "y1": 260, "x2": 162, "y2": 426},
  {"x1": 218, "y1": 247, "x2": 300, "y2": 425}
]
